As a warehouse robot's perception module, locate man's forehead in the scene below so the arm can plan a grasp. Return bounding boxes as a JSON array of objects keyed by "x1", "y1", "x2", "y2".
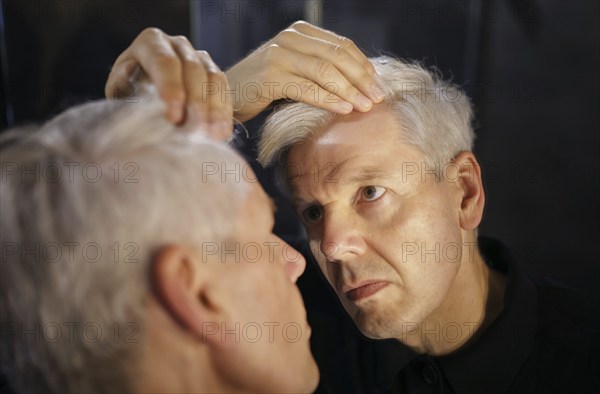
[
  {"x1": 285, "y1": 155, "x2": 397, "y2": 184},
  {"x1": 317, "y1": 104, "x2": 398, "y2": 144},
  {"x1": 286, "y1": 137, "x2": 424, "y2": 185},
  {"x1": 286, "y1": 105, "x2": 403, "y2": 164},
  {"x1": 284, "y1": 104, "x2": 427, "y2": 194}
]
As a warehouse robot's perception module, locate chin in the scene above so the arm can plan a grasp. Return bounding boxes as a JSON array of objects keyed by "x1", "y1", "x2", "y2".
[
  {"x1": 358, "y1": 323, "x2": 395, "y2": 340},
  {"x1": 345, "y1": 302, "x2": 386, "y2": 337},
  {"x1": 306, "y1": 352, "x2": 320, "y2": 389},
  {"x1": 282, "y1": 362, "x2": 320, "y2": 394},
  {"x1": 284, "y1": 349, "x2": 320, "y2": 393},
  {"x1": 353, "y1": 305, "x2": 428, "y2": 341},
  {"x1": 304, "y1": 362, "x2": 320, "y2": 393},
  {"x1": 353, "y1": 312, "x2": 397, "y2": 340}
]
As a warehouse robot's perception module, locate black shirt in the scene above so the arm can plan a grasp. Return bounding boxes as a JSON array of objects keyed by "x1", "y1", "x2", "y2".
[{"x1": 307, "y1": 237, "x2": 600, "y2": 394}]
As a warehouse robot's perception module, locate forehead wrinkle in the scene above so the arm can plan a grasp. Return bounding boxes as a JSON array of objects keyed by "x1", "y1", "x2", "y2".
[
  {"x1": 286, "y1": 151, "x2": 351, "y2": 183},
  {"x1": 290, "y1": 179, "x2": 343, "y2": 207},
  {"x1": 290, "y1": 166, "x2": 390, "y2": 209},
  {"x1": 346, "y1": 166, "x2": 396, "y2": 184}
]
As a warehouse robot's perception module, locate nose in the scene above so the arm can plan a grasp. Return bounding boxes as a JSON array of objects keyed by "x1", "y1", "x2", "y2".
[
  {"x1": 276, "y1": 236, "x2": 307, "y2": 283},
  {"x1": 320, "y1": 210, "x2": 367, "y2": 262}
]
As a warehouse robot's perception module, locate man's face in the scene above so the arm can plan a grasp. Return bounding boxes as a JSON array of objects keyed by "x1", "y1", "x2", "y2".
[
  {"x1": 287, "y1": 105, "x2": 465, "y2": 340},
  {"x1": 211, "y1": 179, "x2": 319, "y2": 393}
]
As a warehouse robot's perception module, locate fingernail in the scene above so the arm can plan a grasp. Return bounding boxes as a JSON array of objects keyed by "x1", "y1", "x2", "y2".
[
  {"x1": 370, "y1": 85, "x2": 385, "y2": 101},
  {"x1": 338, "y1": 101, "x2": 353, "y2": 113},
  {"x1": 357, "y1": 95, "x2": 373, "y2": 109}
]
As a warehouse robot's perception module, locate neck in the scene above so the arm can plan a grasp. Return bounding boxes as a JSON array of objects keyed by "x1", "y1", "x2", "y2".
[
  {"x1": 402, "y1": 233, "x2": 506, "y2": 356},
  {"x1": 134, "y1": 297, "x2": 224, "y2": 393}
]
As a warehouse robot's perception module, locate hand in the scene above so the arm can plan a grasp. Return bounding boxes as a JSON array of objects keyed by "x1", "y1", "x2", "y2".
[
  {"x1": 226, "y1": 20, "x2": 385, "y2": 122},
  {"x1": 105, "y1": 28, "x2": 232, "y2": 140}
]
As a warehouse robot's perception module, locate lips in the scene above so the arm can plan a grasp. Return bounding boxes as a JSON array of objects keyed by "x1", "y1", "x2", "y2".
[{"x1": 342, "y1": 280, "x2": 388, "y2": 302}]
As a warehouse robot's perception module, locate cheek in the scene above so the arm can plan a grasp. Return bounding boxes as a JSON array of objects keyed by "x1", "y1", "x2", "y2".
[
  {"x1": 376, "y1": 192, "x2": 463, "y2": 284},
  {"x1": 232, "y1": 264, "x2": 282, "y2": 307},
  {"x1": 387, "y1": 184, "x2": 461, "y2": 243}
]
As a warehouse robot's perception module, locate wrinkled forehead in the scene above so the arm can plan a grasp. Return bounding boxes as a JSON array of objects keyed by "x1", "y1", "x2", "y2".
[
  {"x1": 285, "y1": 105, "x2": 426, "y2": 185},
  {"x1": 313, "y1": 104, "x2": 401, "y2": 146}
]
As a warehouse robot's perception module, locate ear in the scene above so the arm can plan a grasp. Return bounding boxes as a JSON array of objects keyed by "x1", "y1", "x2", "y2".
[
  {"x1": 152, "y1": 245, "x2": 224, "y2": 343},
  {"x1": 451, "y1": 151, "x2": 485, "y2": 231}
]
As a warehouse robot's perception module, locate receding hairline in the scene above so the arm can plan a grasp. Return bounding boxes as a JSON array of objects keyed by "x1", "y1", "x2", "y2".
[{"x1": 258, "y1": 55, "x2": 475, "y2": 176}]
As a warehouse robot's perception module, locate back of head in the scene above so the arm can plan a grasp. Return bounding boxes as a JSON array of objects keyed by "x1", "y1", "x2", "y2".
[
  {"x1": 259, "y1": 56, "x2": 475, "y2": 173},
  {"x1": 0, "y1": 89, "x2": 246, "y2": 393}
]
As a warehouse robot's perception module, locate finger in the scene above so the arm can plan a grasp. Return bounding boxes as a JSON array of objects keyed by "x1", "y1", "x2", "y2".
[
  {"x1": 196, "y1": 50, "x2": 233, "y2": 140},
  {"x1": 273, "y1": 45, "x2": 371, "y2": 112},
  {"x1": 291, "y1": 21, "x2": 374, "y2": 70},
  {"x1": 129, "y1": 28, "x2": 186, "y2": 123},
  {"x1": 105, "y1": 58, "x2": 139, "y2": 99},
  {"x1": 169, "y1": 36, "x2": 210, "y2": 127},
  {"x1": 289, "y1": 21, "x2": 378, "y2": 77},
  {"x1": 275, "y1": 28, "x2": 384, "y2": 104}
]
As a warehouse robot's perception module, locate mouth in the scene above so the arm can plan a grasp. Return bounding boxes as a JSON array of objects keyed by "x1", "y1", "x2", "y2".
[{"x1": 342, "y1": 280, "x2": 389, "y2": 302}]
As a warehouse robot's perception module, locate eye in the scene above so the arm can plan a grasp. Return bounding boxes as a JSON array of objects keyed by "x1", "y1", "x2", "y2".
[
  {"x1": 361, "y1": 186, "x2": 386, "y2": 201},
  {"x1": 301, "y1": 205, "x2": 323, "y2": 223}
]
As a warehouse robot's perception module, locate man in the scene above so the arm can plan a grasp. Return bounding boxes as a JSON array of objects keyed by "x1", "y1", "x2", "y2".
[
  {"x1": 258, "y1": 56, "x2": 599, "y2": 392},
  {"x1": 0, "y1": 88, "x2": 318, "y2": 393},
  {"x1": 111, "y1": 22, "x2": 599, "y2": 393},
  {"x1": 258, "y1": 56, "x2": 500, "y2": 352}
]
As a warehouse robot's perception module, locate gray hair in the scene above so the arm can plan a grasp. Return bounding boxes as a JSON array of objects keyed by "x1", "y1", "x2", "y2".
[
  {"x1": 0, "y1": 88, "x2": 247, "y2": 393},
  {"x1": 258, "y1": 56, "x2": 475, "y2": 175}
]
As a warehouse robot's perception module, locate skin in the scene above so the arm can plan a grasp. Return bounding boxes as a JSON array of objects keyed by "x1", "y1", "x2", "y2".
[
  {"x1": 105, "y1": 21, "x2": 384, "y2": 138},
  {"x1": 286, "y1": 104, "x2": 506, "y2": 355},
  {"x1": 106, "y1": 21, "x2": 358, "y2": 391},
  {"x1": 106, "y1": 28, "x2": 234, "y2": 139},
  {"x1": 106, "y1": 19, "x2": 505, "y2": 363},
  {"x1": 139, "y1": 170, "x2": 318, "y2": 393},
  {"x1": 207, "y1": 180, "x2": 317, "y2": 393}
]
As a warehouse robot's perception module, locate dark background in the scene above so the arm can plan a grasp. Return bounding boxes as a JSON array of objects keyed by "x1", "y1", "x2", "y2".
[
  {"x1": 1, "y1": 1, "x2": 598, "y2": 392},
  {"x1": 2, "y1": 0, "x2": 597, "y2": 298}
]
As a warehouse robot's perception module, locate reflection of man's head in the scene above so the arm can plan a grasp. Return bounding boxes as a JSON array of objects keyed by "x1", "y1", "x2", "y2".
[
  {"x1": 1, "y1": 91, "x2": 317, "y2": 393},
  {"x1": 259, "y1": 57, "x2": 486, "y2": 343}
]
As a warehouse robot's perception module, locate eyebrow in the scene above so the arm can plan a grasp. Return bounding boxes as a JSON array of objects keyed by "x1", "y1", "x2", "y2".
[{"x1": 291, "y1": 167, "x2": 392, "y2": 206}]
